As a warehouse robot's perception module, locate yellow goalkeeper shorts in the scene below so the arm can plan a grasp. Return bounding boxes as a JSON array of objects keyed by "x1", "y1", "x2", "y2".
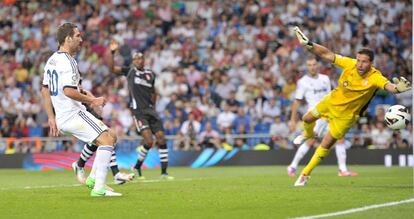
[{"x1": 310, "y1": 98, "x2": 359, "y2": 139}]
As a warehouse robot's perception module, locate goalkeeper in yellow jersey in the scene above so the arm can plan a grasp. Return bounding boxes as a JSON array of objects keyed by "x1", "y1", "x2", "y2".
[{"x1": 292, "y1": 26, "x2": 411, "y2": 186}]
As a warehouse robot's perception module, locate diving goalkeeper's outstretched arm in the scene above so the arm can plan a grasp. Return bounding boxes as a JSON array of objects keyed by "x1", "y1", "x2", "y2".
[
  {"x1": 306, "y1": 43, "x2": 335, "y2": 63},
  {"x1": 293, "y1": 26, "x2": 335, "y2": 63}
]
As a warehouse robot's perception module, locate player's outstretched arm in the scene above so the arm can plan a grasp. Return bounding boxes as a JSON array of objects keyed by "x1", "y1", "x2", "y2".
[
  {"x1": 293, "y1": 26, "x2": 335, "y2": 63},
  {"x1": 108, "y1": 40, "x2": 123, "y2": 75},
  {"x1": 384, "y1": 77, "x2": 411, "y2": 94}
]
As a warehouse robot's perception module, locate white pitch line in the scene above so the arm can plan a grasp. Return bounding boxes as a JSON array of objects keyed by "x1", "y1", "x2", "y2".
[
  {"x1": 0, "y1": 184, "x2": 83, "y2": 191},
  {"x1": 23, "y1": 184, "x2": 83, "y2": 189},
  {"x1": 291, "y1": 198, "x2": 414, "y2": 219},
  {"x1": 0, "y1": 178, "x2": 202, "y2": 191},
  {"x1": 131, "y1": 178, "x2": 198, "y2": 184}
]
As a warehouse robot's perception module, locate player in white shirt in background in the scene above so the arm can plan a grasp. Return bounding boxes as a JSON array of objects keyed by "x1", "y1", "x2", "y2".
[
  {"x1": 288, "y1": 58, "x2": 358, "y2": 177},
  {"x1": 41, "y1": 23, "x2": 121, "y2": 197}
]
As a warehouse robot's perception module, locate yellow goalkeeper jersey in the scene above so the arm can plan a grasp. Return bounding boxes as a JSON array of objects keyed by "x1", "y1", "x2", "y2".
[{"x1": 324, "y1": 54, "x2": 390, "y2": 118}]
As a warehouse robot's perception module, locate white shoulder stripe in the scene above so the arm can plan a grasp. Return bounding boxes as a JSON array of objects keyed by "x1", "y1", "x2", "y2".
[{"x1": 63, "y1": 53, "x2": 77, "y2": 75}]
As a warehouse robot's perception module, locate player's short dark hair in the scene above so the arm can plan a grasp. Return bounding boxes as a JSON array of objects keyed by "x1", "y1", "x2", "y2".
[
  {"x1": 306, "y1": 55, "x2": 318, "y2": 62},
  {"x1": 132, "y1": 52, "x2": 144, "y2": 59},
  {"x1": 357, "y1": 47, "x2": 374, "y2": 62},
  {"x1": 57, "y1": 23, "x2": 78, "y2": 46}
]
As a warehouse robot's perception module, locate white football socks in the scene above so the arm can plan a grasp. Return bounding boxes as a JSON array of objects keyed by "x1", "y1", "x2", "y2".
[
  {"x1": 290, "y1": 142, "x2": 310, "y2": 168},
  {"x1": 335, "y1": 143, "x2": 347, "y2": 172},
  {"x1": 92, "y1": 146, "x2": 113, "y2": 190}
]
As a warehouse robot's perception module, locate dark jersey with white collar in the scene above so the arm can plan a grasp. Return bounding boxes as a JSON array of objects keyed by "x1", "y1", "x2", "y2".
[{"x1": 121, "y1": 66, "x2": 156, "y2": 112}]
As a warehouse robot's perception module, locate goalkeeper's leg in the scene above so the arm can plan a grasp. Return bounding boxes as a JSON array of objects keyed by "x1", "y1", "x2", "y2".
[
  {"x1": 302, "y1": 132, "x2": 337, "y2": 175},
  {"x1": 295, "y1": 131, "x2": 337, "y2": 186}
]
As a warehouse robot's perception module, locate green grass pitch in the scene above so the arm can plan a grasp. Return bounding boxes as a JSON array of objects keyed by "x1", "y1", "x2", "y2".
[{"x1": 0, "y1": 166, "x2": 412, "y2": 219}]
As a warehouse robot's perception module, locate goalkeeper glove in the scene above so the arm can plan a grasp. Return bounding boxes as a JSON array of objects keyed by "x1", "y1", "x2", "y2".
[
  {"x1": 293, "y1": 26, "x2": 313, "y2": 49},
  {"x1": 392, "y1": 77, "x2": 411, "y2": 93}
]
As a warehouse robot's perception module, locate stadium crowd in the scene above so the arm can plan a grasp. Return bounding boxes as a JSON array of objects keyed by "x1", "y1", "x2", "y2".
[{"x1": 0, "y1": 0, "x2": 412, "y2": 152}]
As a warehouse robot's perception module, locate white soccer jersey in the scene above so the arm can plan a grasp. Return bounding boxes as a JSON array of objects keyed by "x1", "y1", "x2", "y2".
[
  {"x1": 42, "y1": 51, "x2": 85, "y2": 124},
  {"x1": 295, "y1": 74, "x2": 331, "y2": 109}
]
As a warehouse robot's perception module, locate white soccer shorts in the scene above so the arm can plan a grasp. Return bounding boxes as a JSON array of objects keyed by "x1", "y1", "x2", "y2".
[
  {"x1": 58, "y1": 110, "x2": 108, "y2": 144},
  {"x1": 314, "y1": 119, "x2": 329, "y2": 138}
]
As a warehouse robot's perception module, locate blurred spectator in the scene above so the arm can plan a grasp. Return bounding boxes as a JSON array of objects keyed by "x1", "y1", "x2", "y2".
[
  {"x1": 372, "y1": 105, "x2": 386, "y2": 124},
  {"x1": 217, "y1": 103, "x2": 236, "y2": 132},
  {"x1": 389, "y1": 131, "x2": 409, "y2": 149},
  {"x1": 233, "y1": 138, "x2": 250, "y2": 150},
  {"x1": 400, "y1": 123, "x2": 413, "y2": 146},
  {"x1": 370, "y1": 121, "x2": 393, "y2": 149},
  {"x1": 244, "y1": 98, "x2": 261, "y2": 127},
  {"x1": 269, "y1": 116, "x2": 289, "y2": 149},
  {"x1": 226, "y1": 91, "x2": 241, "y2": 113},
  {"x1": 360, "y1": 123, "x2": 374, "y2": 148},
  {"x1": 187, "y1": 98, "x2": 203, "y2": 122},
  {"x1": 198, "y1": 121, "x2": 221, "y2": 149},
  {"x1": 215, "y1": 74, "x2": 236, "y2": 100},
  {"x1": 262, "y1": 98, "x2": 281, "y2": 124},
  {"x1": 174, "y1": 113, "x2": 201, "y2": 151},
  {"x1": 116, "y1": 100, "x2": 133, "y2": 133},
  {"x1": 1, "y1": 119, "x2": 12, "y2": 137},
  {"x1": 232, "y1": 108, "x2": 251, "y2": 133}
]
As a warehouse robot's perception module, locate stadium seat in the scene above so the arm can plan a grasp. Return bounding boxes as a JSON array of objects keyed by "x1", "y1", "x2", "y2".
[
  {"x1": 29, "y1": 127, "x2": 43, "y2": 137},
  {"x1": 210, "y1": 117, "x2": 218, "y2": 130},
  {"x1": 254, "y1": 123, "x2": 271, "y2": 134},
  {"x1": 384, "y1": 93, "x2": 397, "y2": 105}
]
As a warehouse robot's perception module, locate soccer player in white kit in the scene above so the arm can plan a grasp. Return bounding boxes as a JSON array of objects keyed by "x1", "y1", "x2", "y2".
[
  {"x1": 287, "y1": 58, "x2": 358, "y2": 177},
  {"x1": 41, "y1": 23, "x2": 121, "y2": 197}
]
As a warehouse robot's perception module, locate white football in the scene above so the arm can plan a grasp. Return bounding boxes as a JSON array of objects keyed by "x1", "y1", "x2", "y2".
[{"x1": 384, "y1": 105, "x2": 411, "y2": 130}]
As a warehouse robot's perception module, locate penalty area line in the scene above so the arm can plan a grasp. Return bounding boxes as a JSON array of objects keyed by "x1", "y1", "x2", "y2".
[{"x1": 291, "y1": 198, "x2": 414, "y2": 219}]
